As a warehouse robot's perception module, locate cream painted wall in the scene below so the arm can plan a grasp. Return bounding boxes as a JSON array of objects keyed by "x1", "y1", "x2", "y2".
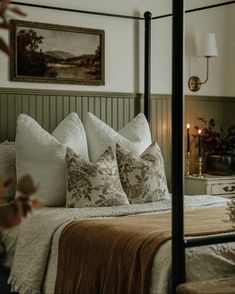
[
  {"x1": 185, "y1": 4, "x2": 235, "y2": 96},
  {"x1": 0, "y1": 5, "x2": 138, "y2": 92},
  {"x1": 0, "y1": 1, "x2": 234, "y2": 96}
]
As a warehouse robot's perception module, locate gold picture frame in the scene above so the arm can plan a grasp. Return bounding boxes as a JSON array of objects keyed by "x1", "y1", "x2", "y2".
[{"x1": 10, "y1": 20, "x2": 105, "y2": 85}]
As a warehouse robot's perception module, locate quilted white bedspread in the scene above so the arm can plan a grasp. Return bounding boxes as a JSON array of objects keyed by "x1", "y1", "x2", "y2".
[{"x1": 8, "y1": 196, "x2": 235, "y2": 294}]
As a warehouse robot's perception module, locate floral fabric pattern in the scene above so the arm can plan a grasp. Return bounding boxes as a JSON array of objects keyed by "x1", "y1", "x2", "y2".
[
  {"x1": 66, "y1": 147, "x2": 129, "y2": 208},
  {"x1": 116, "y1": 142, "x2": 170, "y2": 204}
]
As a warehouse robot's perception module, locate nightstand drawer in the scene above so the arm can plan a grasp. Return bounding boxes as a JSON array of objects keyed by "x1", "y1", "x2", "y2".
[
  {"x1": 185, "y1": 174, "x2": 235, "y2": 199},
  {"x1": 211, "y1": 182, "x2": 235, "y2": 195}
]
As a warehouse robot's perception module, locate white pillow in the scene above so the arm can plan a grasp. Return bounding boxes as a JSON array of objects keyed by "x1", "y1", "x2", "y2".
[
  {"x1": 15, "y1": 113, "x2": 88, "y2": 207},
  {"x1": 0, "y1": 143, "x2": 16, "y2": 203},
  {"x1": 85, "y1": 112, "x2": 152, "y2": 162}
]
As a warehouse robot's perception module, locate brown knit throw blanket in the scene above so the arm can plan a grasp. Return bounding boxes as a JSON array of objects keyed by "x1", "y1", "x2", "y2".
[{"x1": 54, "y1": 206, "x2": 234, "y2": 294}]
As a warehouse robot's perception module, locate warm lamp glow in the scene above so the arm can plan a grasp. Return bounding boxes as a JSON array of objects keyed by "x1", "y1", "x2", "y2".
[
  {"x1": 187, "y1": 123, "x2": 190, "y2": 129},
  {"x1": 198, "y1": 129, "x2": 201, "y2": 134}
]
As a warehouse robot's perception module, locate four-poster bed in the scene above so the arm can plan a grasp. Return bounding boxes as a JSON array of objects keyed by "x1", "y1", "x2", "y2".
[{"x1": 0, "y1": 1, "x2": 235, "y2": 293}]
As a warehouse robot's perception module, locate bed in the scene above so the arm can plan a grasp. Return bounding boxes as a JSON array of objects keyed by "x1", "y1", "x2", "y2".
[
  {"x1": 0, "y1": 197, "x2": 234, "y2": 294},
  {"x1": 0, "y1": 111, "x2": 234, "y2": 294},
  {"x1": 0, "y1": 1, "x2": 235, "y2": 294},
  {"x1": 1, "y1": 197, "x2": 234, "y2": 294}
]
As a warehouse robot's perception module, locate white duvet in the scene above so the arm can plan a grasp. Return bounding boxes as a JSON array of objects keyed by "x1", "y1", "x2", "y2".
[{"x1": 8, "y1": 196, "x2": 235, "y2": 294}]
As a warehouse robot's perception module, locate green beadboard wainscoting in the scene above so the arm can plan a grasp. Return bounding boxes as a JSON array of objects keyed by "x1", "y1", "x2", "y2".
[{"x1": 1, "y1": 87, "x2": 235, "y2": 190}]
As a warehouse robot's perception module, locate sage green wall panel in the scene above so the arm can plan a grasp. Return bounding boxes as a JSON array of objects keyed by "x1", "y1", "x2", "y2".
[
  {"x1": 123, "y1": 99, "x2": 130, "y2": 126},
  {"x1": 49, "y1": 96, "x2": 56, "y2": 133},
  {"x1": 63, "y1": 96, "x2": 70, "y2": 119},
  {"x1": 117, "y1": 97, "x2": 124, "y2": 129},
  {"x1": 112, "y1": 98, "x2": 118, "y2": 130},
  {"x1": 56, "y1": 96, "x2": 63, "y2": 126},
  {"x1": 29, "y1": 95, "x2": 36, "y2": 120},
  {"x1": 75, "y1": 97, "x2": 83, "y2": 121},
  {"x1": 129, "y1": 98, "x2": 135, "y2": 122},
  {"x1": 69, "y1": 96, "x2": 76, "y2": 118},
  {"x1": 7, "y1": 94, "x2": 15, "y2": 141},
  {"x1": 43, "y1": 96, "x2": 50, "y2": 131},
  {"x1": 22, "y1": 95, "x2": 29, "y2": 115},
  {"x1": 0, "y1": 95, "x2": 7, "y2": 140},
  {"x1": 100, "y1": 97, "x2": 107, "y2": 122},
  {"x1": 82, "y1": 98, "x2": 89, "y2": 122},
  {"x1": 36, "y1": 95, "x2": 43, "y2": 127},
  {"x1": 14, "y1": 95, "x2": 22, "y2": 134},
  {"x1": 1, "y1": 87, "x2": 235, "y2": 191},
  {"x1": 87, "y1": 97, "x2": 96, "y2": 115},
  {"x1": 150, "y1": 95, "x2": 172, "y2": 188},
  {"x1": 106, "y1": 98, "x2": 112, "y2": 127},
  {"x1": 95, "y1": 97, "x2": 101, "y2": 119}
]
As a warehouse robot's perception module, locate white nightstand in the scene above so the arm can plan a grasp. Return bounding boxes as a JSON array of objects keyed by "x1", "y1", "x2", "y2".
[{"x1": 185, "y1": 174, "x2": 235, "y2": 199}]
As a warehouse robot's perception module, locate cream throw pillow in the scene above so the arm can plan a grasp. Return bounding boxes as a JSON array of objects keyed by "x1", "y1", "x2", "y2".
[
  {"x1": 85, "y1": 112, "x2": 152, "y2": 162},
  {"x1": 116, "y1": 142, "x2": 170, "y2": 204},
  {"x1": 15, "y1": 113, "x2": 88, "y2": 207},
  {"x1": 66, "y1": 146, "x2": 129, "y2": 208}
]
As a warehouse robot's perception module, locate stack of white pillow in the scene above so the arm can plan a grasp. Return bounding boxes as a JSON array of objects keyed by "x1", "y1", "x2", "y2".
[{"x1": 1, "y1": 112, "x2": 170, "y2": 208}]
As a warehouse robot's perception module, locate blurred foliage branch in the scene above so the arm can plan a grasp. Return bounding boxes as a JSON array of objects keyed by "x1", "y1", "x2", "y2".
[
  {"x1": 0, "y1": 0, "x2": 26, "y2": 55},
  {"x1": 0, "y1": 175, "x2": 41, "y2": 229}
]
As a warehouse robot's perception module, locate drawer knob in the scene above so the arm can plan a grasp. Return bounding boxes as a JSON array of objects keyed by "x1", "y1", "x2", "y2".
[{"x1": 222, "y1": 185, "x2": 235, "y2": 192}]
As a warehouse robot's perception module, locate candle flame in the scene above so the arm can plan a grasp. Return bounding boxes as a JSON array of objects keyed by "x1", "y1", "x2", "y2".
[
  {"x1": 198, "y1": 129, "x2": 201, "y2": 134},
  {"x1": 187, "y1": 123, "x2": 190, "y2": 129}
]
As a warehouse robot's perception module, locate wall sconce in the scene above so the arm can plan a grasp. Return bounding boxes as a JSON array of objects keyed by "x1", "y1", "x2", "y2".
[{"x1": 188, "y1": 33, "x2": 218, "y2": 92}]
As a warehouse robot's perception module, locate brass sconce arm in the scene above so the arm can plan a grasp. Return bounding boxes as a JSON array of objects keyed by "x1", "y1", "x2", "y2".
[{"x1": 188, "y1": 56, "x2": 210, "y2": 92}]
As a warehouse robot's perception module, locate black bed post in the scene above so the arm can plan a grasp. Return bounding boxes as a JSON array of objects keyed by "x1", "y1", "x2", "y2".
[
  {"x1": 172, "y1": 0, "x2": 185, "y2": 293},
  {"x1": 144, "y1": 11, "x2": 151, "y2": 122}
]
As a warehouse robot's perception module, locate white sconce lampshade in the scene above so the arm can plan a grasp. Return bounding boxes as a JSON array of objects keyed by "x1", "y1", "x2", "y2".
[{"x1": 198, "y1": 33, "x2": 218, "y2": 57}]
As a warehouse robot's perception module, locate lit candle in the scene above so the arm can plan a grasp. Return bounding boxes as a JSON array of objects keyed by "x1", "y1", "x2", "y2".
[
  {"x1": 187, "y1": 123, "x2": 190, "y2": 153},
  {"x1": 198, "y1": 129, "x2": 202, "y2": 157}
]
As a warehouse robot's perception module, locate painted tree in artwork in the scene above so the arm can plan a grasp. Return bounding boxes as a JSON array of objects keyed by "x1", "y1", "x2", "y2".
[{"x1": 16, "y1": 29, "x2": 47, "y2": 76}]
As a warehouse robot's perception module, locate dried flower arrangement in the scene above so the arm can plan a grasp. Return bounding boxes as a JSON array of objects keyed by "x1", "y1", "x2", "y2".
[
  {"x1": 194, "y1": 117, "x2": 235, "y2": 155},
  {"x1": 0, "y1": 175, "x2": 41, "y2": 229}
]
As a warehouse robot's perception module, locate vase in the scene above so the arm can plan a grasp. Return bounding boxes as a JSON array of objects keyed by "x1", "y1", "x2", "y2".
[{"x1": 206, "y1": 153, "x2": 235, "y2": 175}]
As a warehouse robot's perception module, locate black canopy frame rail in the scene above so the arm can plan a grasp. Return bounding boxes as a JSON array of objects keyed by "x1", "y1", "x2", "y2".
[
  {"x1": 9, "y1": 0, "x2": 235, "y2": 293},
  {"x1": 10, "y1": 0, "x2": 235, "y2": 20},
  {"x1": 172, "y1": 1, "x2": 235, "y2": 292}
]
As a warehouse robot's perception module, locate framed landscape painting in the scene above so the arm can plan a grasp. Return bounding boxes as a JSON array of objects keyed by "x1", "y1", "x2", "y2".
[{"x1": 10, "y1": 20, "x2": 105, "y2": 85}]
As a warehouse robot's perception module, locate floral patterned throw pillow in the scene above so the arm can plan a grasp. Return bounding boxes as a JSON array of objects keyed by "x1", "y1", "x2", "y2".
[
  {"x1": 66, "y1": 147, "x2": 129, "y2": 208},
  {"x1": 116, "y1": 142, "x2": 170, "y2": 204}
]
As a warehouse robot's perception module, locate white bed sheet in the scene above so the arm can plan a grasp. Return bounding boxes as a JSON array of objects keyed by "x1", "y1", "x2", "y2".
[{"x1": 6, "y1": 195, "x2": 235, "y2": 294}]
